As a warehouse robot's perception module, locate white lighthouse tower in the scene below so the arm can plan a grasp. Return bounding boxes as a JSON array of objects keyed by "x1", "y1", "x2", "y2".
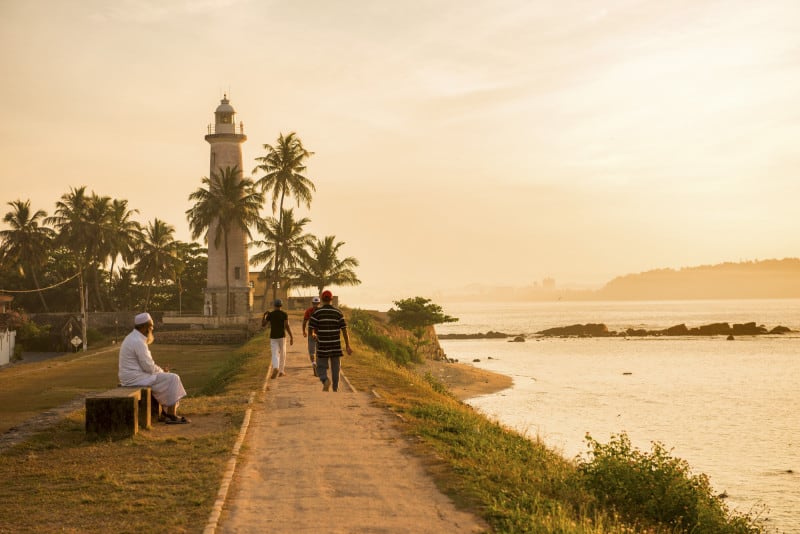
[{"x1": 203, "y1": 95, "x2": 250, "y2": 317}]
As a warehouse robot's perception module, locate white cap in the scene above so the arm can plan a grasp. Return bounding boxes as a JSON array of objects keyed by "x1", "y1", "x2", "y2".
[
  {"x1": 134, "y1": 312, "x2": 153, "y2": 325},
  {"x1": 312, "y1": 296, "x2": 320, "y2": 303}
]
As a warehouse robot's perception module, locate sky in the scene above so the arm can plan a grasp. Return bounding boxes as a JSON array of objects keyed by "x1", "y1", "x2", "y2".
[{"x1": 1, "y1": 0, "x2": 799, "y2": 307}]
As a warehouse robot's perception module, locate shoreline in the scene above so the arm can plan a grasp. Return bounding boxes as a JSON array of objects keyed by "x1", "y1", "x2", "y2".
[{"x1": 417, "y1": 358, "x2": 512, "y2": 400}]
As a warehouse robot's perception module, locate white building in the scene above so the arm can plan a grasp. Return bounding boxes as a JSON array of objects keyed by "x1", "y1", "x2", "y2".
[{"x1": 203, "y1": 95, "x2": 251, "y2": 317}]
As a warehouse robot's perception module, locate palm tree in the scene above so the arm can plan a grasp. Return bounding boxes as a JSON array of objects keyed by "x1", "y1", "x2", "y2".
[
  {"x1": 0, "y1": 200, "x2": 56, "y2": 311},
  {"x1": 249, "y1": 208, "x2": 313, "y2": 304},
  {"x1": 291, "y1": 235, "x2": 361, "y2": 294},
  {"x1": 106, "y1": 199, "x2": 142, "y2": 292},
  {"x1": 83, "y1": 194, "x2": 116, "y2": 311},
  {"x1": 135, "y1": 218, "x2": 177, "y2": 310},
  {"x1": 186, "y1": 165, "x2": 263, "y2": 314},
  {"x1": 252, "y1": 132, "x2": 315, "y2": 299},
  {"x1": 47, "y1": 186, "x2": 93, "y2": 350}
]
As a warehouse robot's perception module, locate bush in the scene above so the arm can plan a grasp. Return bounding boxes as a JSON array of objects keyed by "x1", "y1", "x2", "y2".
[
  {"x1": 15, "y1": 320, "x2": 53, "y2": 352},
  {"x1": 349, "y1": 309, "x2": 416, "y2": 365},
  {"x1": 577, "y1": 432, "x2": 763, "y2": 533},
  {"x1": 86, "y1": 327, "x2": 105, "y2": 345}
]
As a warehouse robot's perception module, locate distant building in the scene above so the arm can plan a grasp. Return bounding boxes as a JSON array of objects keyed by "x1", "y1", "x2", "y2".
[{"x1": 249, "y1": 271, "x2": 287, "y2": 312}]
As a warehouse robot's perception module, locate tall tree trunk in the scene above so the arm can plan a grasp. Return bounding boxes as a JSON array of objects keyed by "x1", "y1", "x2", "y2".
[
  {"x1": 271, "y1": 191, "x2": 286, "y2": 301},
  {"x1": 108, "y1": 257, "x2": 118, "y2": 309},
  {"x1": 177, "y1": 279, "x2": 183, "y2": 315},
  {"x1": 224, "y1": 230, "x2": 231, "y2": 314},
  {"x1": 79, "y1": 270, "x2": 88, "y2": 352},
  {"x1": 262, "y1": 267, "x2": 270, "y2": 310},
  {"x1": 92, "y1": 267, "x2": 105, "y2": 311},
  {"x1": 30, "y1": 269, "x2": 49, "y2": 312}
]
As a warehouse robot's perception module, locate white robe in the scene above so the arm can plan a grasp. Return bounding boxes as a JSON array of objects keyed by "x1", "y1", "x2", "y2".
[{"x1": 118, "y1": 329, "x2": 186, "y2": 407}]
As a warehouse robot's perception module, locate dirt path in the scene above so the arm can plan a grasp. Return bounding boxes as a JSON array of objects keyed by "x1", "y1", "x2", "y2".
[{"x1": 215, "y1": 344, "x2": 489, "y2": 534}]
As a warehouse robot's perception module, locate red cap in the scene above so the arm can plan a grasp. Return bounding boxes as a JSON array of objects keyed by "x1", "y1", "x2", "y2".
[{"x1": 321, "y1": 290, "x2": 333, "y2": 300}]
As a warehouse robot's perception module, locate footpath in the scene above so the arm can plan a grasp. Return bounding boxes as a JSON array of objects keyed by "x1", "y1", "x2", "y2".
[{"x1": 211, "y1": 342, "x2": 489, "y2": 534}]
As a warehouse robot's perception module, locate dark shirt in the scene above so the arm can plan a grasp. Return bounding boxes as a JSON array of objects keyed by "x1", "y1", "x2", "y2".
[
  {"x1": 263, "y1": 309, "x2": 289, "y2": 339},
  {"x1": 309, "y1": 304, "x2": 347, "y2": 358}
]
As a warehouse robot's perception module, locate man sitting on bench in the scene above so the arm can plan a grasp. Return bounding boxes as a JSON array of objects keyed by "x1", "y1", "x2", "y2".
[{"x1": 118, "y1": 312, "x2": 188, "y2": 424}]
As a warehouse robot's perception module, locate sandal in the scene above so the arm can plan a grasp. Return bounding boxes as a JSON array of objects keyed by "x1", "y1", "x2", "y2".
[
  {"x1": 163, "y1": 413, "x2": 189, "y2": 424},
  {"x1": 165, "y1": 415, "x2": 189, "y2": 424}
]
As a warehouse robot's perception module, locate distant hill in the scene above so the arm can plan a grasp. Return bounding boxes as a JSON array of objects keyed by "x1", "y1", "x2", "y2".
[
  {"x1": 443, "y1": 258, "x2": 800, "y2": 302},
  {"x1": 595, "y1": 258, "x2": 800, "y2": 300}
]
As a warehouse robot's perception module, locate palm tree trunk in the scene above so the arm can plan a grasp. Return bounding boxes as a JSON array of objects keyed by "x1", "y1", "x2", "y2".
[
  {"x1": 79, "y1": 270, "x2": 88, "y2": 352},
  {"x1": 92, "y1": 268, "x2": 105, "y2": 311},
  {"x1": 262, "y1": 267, "x2": 270, "y2": 310},
  {"x1": 108, "y1": 258, "x2": 117, "y2": 306},
  {"x1": 30, "y1": 269, "x2": 49, "y2": 312},
  {"x1": 272, "y1": 191, "x2": 286, "y2": 301},
  {"x1": 224, "y1": 230, "x2": 231, "y2": 315}
]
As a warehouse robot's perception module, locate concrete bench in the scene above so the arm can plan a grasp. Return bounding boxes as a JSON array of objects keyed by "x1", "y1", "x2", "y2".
[{"x1": 85, "y1": 387, "x2": 152, "y2": 439}]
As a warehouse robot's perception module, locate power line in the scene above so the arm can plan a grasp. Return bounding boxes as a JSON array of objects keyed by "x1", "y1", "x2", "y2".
[{"x1": 0, "y1": 271, "x2": 81, "y2": 294}]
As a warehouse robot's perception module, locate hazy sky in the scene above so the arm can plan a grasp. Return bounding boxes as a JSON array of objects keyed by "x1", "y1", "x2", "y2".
[{"x1": 2, "y1": 0, "x2": 799, "y2": 306}]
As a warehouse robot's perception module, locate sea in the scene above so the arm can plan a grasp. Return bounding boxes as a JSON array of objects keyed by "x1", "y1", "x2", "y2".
[{"x1": 431, "y1": 299, "x2": 800, "y2": 533}]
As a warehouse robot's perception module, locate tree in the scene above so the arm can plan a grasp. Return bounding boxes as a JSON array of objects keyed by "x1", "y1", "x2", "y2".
[
  {"x1": 249, "y1": 208, "x2": 313, "y2": 302},
  {"x1": 82, "y1": 193, "x2": 115, "y2": 311},
  {"x1": 291, "y1": 235, "x2": 360, "y2": 294},
  {"x1": 186, "y1": 165, "x2": 263, "y2": 314},
  {"x1": 252, "y1": 132, "x2": 315, "y2": 299},
  {"x1": 106, "y1": 199, "x2": 142, "y2": 294},
  {"x1": 0, "y1": 200, "x2": 56, "y2": 311},
  {"x1": 171, "y1": 241, "x2": 207, "y2": 314},
  {"x1": 135, "y1": 218, "x2": 177, "y2": 310},
  {"x1": 387, "y1": 297, "x2": 458, "y2": 358},
  {"x1": 46, "y1": 187, "x2": 94, "y2": 350}
]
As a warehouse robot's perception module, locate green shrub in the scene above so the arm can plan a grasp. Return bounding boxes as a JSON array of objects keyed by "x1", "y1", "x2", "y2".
[
  {"x1": 12, "y1": 342, "x2": 24, "y2": 362},
  {"x1": 350, "y1": 309, "x2": 416, "y2": 365},
  {"x1": 15, "y1": 320, "x2": 52, "y2": 352},
  {"x1": 577, "y1": 432, "x2": 763, "y2": 533},
  {"x1": 86, "y1": 327, "x2": 105, "y2": 345}
]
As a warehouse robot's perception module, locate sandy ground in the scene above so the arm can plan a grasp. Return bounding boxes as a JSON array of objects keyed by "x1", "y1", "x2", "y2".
[{"x1": 215, "y1": 343, "x2": 510, "y2": 534}]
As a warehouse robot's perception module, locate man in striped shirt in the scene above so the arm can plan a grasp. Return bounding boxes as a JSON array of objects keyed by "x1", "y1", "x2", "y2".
[{"x1": 309, "y1": 290, "x2": 352, "y2": 392}]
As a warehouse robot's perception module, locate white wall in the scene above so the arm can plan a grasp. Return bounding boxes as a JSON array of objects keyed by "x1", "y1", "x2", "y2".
[{"x1": 0, "y1": 329, "x2": 15, "y2": 365}]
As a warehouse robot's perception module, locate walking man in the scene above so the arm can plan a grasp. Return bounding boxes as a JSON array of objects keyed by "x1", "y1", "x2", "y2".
[
  {"x1": 302, "y1": 296, "x2": 321, "y2": 376},
  {"x1": 309, "y1": 290, "x2": 352, "y2": 392},
  {"x1": 118, "y1": 312, "x2": 188, "y2": 424},
  {"x1": 262, "y1": 299, "x2": 294, "y2": 379}
]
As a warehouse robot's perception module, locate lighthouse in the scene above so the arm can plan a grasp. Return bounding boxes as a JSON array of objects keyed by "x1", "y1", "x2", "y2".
[{"x1": 203, "y1": 95, "x2": 250, "y2": 317}]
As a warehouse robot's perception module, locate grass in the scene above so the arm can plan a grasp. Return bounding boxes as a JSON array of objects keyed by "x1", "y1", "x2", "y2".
[
  {"x1": 343, "y1": 309, "x2": 766, "y2": 533},
  {"x1": 0, "y1": 335, "x2": 269, "y2": 533},
  {"x1": 0, "y1": 309, "x2": 765, "y2": 533}
]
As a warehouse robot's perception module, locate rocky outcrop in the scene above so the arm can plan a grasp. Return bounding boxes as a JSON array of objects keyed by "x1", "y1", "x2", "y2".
[
  {"x1": 438, "y1": 331, "x2": 514, "y2": 340},
  {"x1": 536, "y1": 322, "x2": 792, "y2": 338},
  {"x1": 536, "y1": 324, "x2": 612, "y2": 337}
]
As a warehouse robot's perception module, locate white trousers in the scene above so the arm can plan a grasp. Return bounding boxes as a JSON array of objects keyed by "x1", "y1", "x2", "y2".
[
  {"x1": 130, "y1": 372, "x2": 186, "y2": 407},
  {"x1": 270, "y1": 337, "x2": 287, "y2": 373}
]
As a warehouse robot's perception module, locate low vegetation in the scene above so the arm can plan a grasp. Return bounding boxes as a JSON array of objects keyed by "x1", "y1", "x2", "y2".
[
  {"x1": 0, "y1": 340, "x2": 268, "y2": 532},
  {"x1": 0, "y1": 308, "x2": 765, "y2": 533},
  {"x1": 345, "y1": 310, "x2": 766, "y2": 533}
]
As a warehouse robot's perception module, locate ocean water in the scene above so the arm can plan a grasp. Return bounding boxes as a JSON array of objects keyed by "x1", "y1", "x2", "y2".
[{"x1": 435, "y1": 300, "x2": 800, "y2": 533}]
